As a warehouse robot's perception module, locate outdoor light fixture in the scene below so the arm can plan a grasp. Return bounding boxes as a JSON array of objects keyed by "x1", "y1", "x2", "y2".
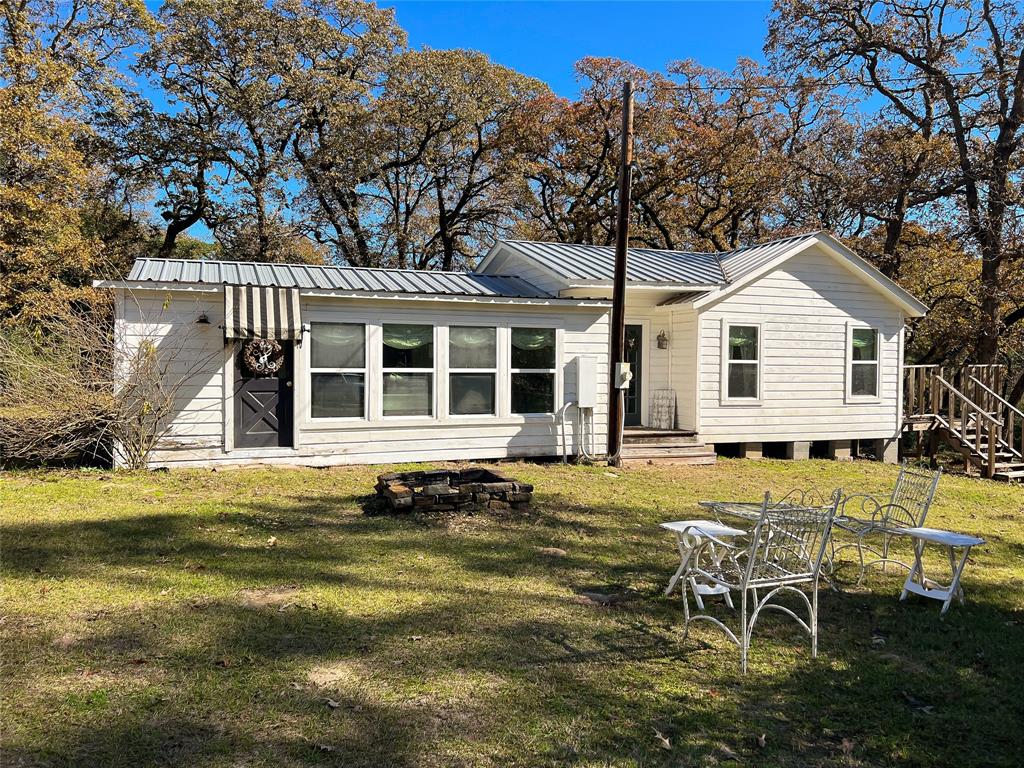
[
  {"x1": 196, "y1": 312, "x2": 211, "y2": 325},
  {"x1": 657, "y1": 329, "x2": 669, "y2": 349}
]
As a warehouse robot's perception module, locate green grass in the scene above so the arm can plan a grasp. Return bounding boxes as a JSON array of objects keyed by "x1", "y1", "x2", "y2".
[{"x1": 1, "y1": 459, "x2": 1022, "y2": 767}]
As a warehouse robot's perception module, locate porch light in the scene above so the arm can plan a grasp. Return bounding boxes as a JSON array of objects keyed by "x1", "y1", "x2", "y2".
[
  {"x1": 657, "y1": 329, "x2": 669, "y2": 349},
  {"x1": 196, "y1": 312, "x2": 211, "y2": 325}
]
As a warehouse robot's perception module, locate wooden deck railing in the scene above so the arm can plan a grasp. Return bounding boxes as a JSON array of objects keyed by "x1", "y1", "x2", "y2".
[{"x1": 902, "y1": 364, "x2": 1012, "y2": 478}]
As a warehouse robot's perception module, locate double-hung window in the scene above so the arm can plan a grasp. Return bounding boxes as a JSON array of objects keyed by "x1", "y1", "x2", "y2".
[
  {"x1": 849, "y1": 327, "x2": 879, "y2": 398},
  {"x1": 724, "y1": 323, "x2": 760, "y2": 401},
  {"x1": 382, "y1": 323, "x2": 434, "y2": 417},
  {"x1": 511, "y1": 327, "x2": 556, "y2": 414},
  {"x1": 449, "y1": 326, "x2": 497, "y2": 416},
  {"x1": 309, "y1": 322, "x2": 366, "y2": 419}
]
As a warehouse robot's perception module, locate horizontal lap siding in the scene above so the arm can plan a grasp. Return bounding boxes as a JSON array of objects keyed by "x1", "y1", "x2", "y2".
[
  {"x1": 697, "y1": 248, "x2": 904, "y2": 443},
  {"x1": 140, "y1": 293, "x2": 609, "y2": 468},
  {"x1": 670, "y1": 308, "x2": 698, "y2": 430},
  {"x1": 119, "y1": 289, "x2": 226, "y2": 462}
]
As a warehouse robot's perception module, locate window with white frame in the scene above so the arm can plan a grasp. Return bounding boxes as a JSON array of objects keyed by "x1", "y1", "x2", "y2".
[
  {"x1": 309, "y1": 322, "x2": 366, "y2": 418},
  {"x1": 849, "y1": 327, "x2": 879, "y2": 398},
  {"x1": 511, "y1": 327, "x2": 556, "y2": 414},
  {"x1": 382, "y1": 323, "x2": 434, "y2": 417},
  {"x1": 449, "y1": 326, "x2": 496, "y2": 416},
  {"x1": 725, "y1": 324, "x2": 759, "y2": 400}
]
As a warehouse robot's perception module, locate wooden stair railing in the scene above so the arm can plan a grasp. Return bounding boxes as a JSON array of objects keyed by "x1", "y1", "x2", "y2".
[
  {"x1": 903, "y1": 364, "x2": 943, "y2": 420},
  {"x1": 968, "y1": 374, "x2": 1023, "y2": 462},
  {"x1": 933, "y1": 375, "x2": 1003, "y2": 478}
]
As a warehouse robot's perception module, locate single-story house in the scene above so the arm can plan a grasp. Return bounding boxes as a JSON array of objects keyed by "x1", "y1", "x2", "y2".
[{"x1": 96, "y1": 230, "x2": 927, "y2": 468}]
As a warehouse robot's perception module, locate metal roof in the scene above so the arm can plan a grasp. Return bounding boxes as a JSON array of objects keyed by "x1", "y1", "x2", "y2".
[
  {"x1": 126, "y1": 258, "x2": 552, "y2": 299},
  {"x1": 497, "y1": 232, "x2": 822, "y2": 286},
  {"x1": 498, "y1": 240, "x2": 726, "y2": 284}
]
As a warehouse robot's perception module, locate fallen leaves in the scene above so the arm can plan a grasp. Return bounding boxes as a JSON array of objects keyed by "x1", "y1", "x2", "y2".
[{"x1": 653, "y1": 729, "x2": 671, "y2": 750}]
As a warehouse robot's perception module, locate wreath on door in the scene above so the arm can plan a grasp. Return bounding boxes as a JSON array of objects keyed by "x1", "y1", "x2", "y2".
[{"x1": 243, "y1": 338, "x2": 284, "y2": 376}]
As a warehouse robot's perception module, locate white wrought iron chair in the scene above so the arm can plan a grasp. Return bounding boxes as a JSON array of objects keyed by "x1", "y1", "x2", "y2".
[
  {"x1": 680, "y1": 490, "x2": 841, "y2": 674},
  {"x1": 833, "y1": 462, "x2": 941, "y2": 584}
]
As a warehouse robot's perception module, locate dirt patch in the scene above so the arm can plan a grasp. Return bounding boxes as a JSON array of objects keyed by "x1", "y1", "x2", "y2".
[
  {"x1": 236, "y1": 585, "x2": 302, "y2": 609},
  {"x1": 307, "y1": 660, "x2": 366, "y2": 688}
]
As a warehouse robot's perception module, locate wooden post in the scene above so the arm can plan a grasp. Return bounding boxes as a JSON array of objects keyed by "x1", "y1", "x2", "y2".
[{"x1": 607, "y1": 80, "x2": 634, "y2": 466}]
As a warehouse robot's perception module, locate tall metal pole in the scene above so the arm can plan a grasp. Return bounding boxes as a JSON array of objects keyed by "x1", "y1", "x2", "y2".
[{"x1": 607, "y1": 79, "x2": 634, "y2": 466}]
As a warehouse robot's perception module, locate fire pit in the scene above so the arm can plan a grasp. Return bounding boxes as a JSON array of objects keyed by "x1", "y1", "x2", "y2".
[{"x1": 375, "y1": 467, "x2": 533, "y2": 513}]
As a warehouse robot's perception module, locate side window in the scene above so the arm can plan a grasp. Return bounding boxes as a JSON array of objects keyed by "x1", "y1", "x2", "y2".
[
  {"x1": 850, "y1": 327, "x2": 879, "y2": 397},
  {"x1": 510, "y1": 327, "x2": 556, "y2": 414},
  {"x1": 449, "y1": 326, "x2": 497, "y2": 416},
  {"x1": 309, "y1": 322, "x2": 366, "y2": 418},
  {"x1": 725, "y1": 324, "x2": 759, "y2": 400},
  {"x1": 382, "y1": 324, "x2": 434, "y2": 417}
]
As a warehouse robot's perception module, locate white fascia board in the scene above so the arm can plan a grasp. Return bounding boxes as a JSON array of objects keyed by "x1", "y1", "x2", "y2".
[
  {"x1": 299, "y1": 289, "x2": 610, "y2": 308},
  {"x1": 690, "y1": 233, "x2": 928, "y2": 318},
  {"x1": 93, "y1": 280, "x2": 221, "y2": 293},
  {"x1": 484, "y1": 242, "x2": 574, "y2": 286},
  {"x1": 473, "y1": 241, "x2": 504, "y2": 273}
]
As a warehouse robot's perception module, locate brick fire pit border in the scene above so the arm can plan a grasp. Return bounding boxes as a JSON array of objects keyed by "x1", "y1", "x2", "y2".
[{"x1": 375, "y1": 467, "x2": 533, "y2": 513}]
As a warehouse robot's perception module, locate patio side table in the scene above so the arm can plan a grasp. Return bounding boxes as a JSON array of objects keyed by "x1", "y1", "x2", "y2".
[
  {"x1": 660, "y1": 520, "x2": 746, "y2": 608},
  {"x1": 893, "y1": 527, "x2": 985, "y2": 616}
]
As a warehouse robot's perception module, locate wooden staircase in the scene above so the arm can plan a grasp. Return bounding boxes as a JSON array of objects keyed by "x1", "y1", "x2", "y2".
[
  {"x1": 903, "y1": 365, "x2": 1024, "y2": 482},
  {"x1": 619, "y1": 428, "x2": 717, "y2": 466}
]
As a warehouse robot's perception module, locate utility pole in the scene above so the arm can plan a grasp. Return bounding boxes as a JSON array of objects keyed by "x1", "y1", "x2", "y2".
[{"x1": 607, "y1": 79, "x2": 634, "y2": 466}]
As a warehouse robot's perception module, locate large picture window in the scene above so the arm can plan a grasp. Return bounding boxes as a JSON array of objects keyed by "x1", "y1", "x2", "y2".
[
  {"x1": 724, "y1": 323, "x2": 759, "y2": 400},
  {"x1": 849, "y1": 327, "x2": 879, "y2": 398},
  {"x1": 383, "y1": 323, "x2": 434, "y2": 417},
  {"x1": 310, "y1": 322, "x2": 365, "y2": 419},
  {"x1": 449, "y1": 326, "x2": 496, "y2": 416},
  {"x1": 511, "y1": 327, "x2": 556, "y2": 414}
]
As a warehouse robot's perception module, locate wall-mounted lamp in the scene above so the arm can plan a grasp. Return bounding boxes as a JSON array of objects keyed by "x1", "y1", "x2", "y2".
[
  {"x1": 196, "y1": 312, "x2": 211, "y2": 325},
  {"x1": 657, "y1": 329, "x2": 669, "y2": 349}
]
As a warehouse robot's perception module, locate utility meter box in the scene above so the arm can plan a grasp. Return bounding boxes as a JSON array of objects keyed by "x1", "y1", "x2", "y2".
[{"x1": 576, "y1": 355, "x2": 598, "y2": 408}]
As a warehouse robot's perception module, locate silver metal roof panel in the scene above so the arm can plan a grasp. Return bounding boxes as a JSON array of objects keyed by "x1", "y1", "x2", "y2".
[{"x1": 126, "y1": 258, "x2": 552, "y2": 299}]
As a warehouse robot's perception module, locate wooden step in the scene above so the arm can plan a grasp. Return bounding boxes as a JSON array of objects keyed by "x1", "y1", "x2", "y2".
[
  {"x1": 621, "y1": 453, "x2": 717, "y2": 467},
  {"x1": 622, "y1": 428, "x2": 697, "y2": 440}
]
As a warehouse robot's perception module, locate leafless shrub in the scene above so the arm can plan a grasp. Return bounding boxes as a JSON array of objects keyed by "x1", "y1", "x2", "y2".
[{"x1": 0, "y1": 295, "x2": 220, "y2": 469}]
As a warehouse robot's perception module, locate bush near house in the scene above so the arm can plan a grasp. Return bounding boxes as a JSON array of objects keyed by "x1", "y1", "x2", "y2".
[{"x1": 1, "y1": 460, "x2": 1022, "y2": 767}]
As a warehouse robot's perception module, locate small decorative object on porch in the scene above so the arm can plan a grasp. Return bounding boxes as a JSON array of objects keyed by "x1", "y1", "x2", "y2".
[
  {"x1": 651, "y1": 389, "x2": 675, "y2": 430},
  {"x1": 243, "y1": 338, "x2": 284, "y2": 376},
  {"x1": 656, "y1": 329, "x2": 669, "y2": 349},
  {"x1": 375, "y1": 467, "x2": 533, "y2": 513}
]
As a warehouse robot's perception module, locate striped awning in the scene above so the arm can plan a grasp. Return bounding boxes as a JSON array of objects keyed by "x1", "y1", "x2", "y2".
[{"x1": 224, "y1": 285, "x2": 302, "y2": 340}]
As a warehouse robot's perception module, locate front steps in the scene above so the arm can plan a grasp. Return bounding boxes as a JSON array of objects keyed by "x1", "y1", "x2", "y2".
[{"x1": 619, "y1": 428, "x2": 716, "y2": 466}]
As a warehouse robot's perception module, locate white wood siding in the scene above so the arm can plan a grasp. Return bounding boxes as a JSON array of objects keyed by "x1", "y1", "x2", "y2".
[
  {"x1": 124, "y1": 291, "x2": 609, "y2": 468},
  {"x1": 481, "y1": 248, "x2": 570, "y2": 296},
  {"x1": 696, "y1": 247, "x2": 904, "y2": 443},
  {"x1": 669, "y1": 307, "x2": 699, "y2": 431}
]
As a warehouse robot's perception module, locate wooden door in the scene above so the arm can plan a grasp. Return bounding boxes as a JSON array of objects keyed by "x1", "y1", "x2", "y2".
[
  {"x1": 234, "y1": 342, "x2": 294, "y2": 449},
  {"x1": 624, "y1": 325, "x2": 643, "y2": 426}
]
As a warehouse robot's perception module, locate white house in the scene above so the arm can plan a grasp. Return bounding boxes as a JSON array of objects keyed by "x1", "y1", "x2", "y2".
[{"x1": 97, "y1": 231, "x2": 927, "y2": 468}]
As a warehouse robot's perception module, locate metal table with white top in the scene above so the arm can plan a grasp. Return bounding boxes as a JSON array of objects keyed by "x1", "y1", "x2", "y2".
[
  {"x1": 660, "y1": 519, "x2": 747, "y2": 608},
  {"x1": 891, "y1": 526, "x2": 985, "y2": 615}
]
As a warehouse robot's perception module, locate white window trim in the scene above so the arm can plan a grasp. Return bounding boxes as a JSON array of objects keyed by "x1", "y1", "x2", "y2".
[
  {"x1": 381, "y1": 322, "x2": 437, "y2": 419},
  {"x1": 509, "y1": 324, "x2": 561, "y2": 416},
  {"x1": 448, "y1": 325, "x2": 498, "y2": 418},
  {"x1": 306, "y1": 321, "x2": 368, "y2": 423},
  {"x1": 719, "y1": 319, "x2": 763, "y2": 406},
  {"x1": 845, "y1": 322, "x2": 882, "y2": 404}
]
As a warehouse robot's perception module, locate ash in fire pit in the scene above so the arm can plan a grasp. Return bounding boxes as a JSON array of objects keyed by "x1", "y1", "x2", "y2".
[{"x1": 375, "y1": 467, "x2": 533, "y2": 513}]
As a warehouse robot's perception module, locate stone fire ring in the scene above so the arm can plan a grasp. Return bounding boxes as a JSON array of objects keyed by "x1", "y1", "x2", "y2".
[{"x1": 375, "y1": 467, "x2": 533, "y2": 513}]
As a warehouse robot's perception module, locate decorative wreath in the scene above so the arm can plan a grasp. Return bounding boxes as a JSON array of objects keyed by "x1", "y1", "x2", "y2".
[{"x1": 243, "y1": 338, "x2": 284, "y2": 376}]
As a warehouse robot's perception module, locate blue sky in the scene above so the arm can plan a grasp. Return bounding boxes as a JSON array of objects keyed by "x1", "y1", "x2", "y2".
[{"x1": 382, "y1": 1, "x2": 773, "y2": 96}]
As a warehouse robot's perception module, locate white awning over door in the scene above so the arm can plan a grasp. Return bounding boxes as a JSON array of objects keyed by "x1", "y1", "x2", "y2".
[{"x1": 224, "y1": 285, "x2": 302, "y2": 340}]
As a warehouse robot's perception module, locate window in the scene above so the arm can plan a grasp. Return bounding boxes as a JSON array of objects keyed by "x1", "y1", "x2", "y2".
[
  {"x1": 449, "y1": 326, "x2": 496, "y2": 415},
  {"x1": 382, "y1": 323, "x2": 434, "y2": 416},
  {"x1": 725, "y1": 324, "x2": 759, "y2": 400},
  {"x1": 309, "y1": 322, "x2": 365, "y2": 419},
  {"x1": 511, "y1": 327, "x2": 556, "y2": 414},
  {"x1": 849, "y1": 327, "x2": 879, "y2": 398}
]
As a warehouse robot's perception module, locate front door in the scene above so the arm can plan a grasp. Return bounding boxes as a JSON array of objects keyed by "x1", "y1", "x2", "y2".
[
  {"x1": 234, "y1": 340, "x2": 294, "y2": 449},
  {"x1": 624, "y1": 324, "x2": 643, "y2": 426}
]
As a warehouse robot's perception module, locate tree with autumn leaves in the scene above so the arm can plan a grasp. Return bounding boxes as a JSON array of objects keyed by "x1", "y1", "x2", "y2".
[{"x1": 1, "y1": 0, "x2": 1022, "y2": 400}]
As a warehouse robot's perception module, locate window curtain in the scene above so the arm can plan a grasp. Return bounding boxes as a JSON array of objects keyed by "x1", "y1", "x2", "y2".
[
  {"x1": 383, "y1": 325, "x2": 432, "y2": 349},
  {"x1": 512, "y1": 328, "x2": 554, "y2": 350},
  {"x1": 729, "y1": 328, "x2": 757, "y2": 360},
  {"x1": 450, "y1": 327, "x2": 496, "y2": 369}
]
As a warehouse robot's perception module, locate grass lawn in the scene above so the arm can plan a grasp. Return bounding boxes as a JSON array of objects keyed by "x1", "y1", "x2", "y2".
[{"x1": 1, "y1": 459, "x2": 1022, "y2": 767}]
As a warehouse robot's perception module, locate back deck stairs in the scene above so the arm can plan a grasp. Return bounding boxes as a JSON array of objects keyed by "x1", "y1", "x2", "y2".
[
  {"x1": 903, "y1": 365, "x2": 1024, "y2": 482},
  {"x1": 620, "y1": 428, "x2": 717, "y2": 466}
]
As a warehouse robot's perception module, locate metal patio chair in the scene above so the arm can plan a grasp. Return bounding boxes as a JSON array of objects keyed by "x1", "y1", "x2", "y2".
[
  {"x1": 681, "y1": 490, "x2": 841, "y2": 674},
  {"x1": 833, "y1": 462, "x2": 941, "y2": 584}
]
